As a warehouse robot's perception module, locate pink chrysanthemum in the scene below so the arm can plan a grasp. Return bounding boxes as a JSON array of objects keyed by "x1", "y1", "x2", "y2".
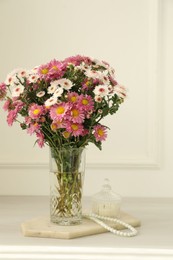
[
  {"x1": 3, "y1": 99, "x2": 11, "y2": 111},
  {"x1": 50, "y1": 119, "x2": 66, "y2": 131},
  {"x1": 66, "y1": 122, "x2": 84, "y2": 137},
  {"x1": 48, "y1": 59, "x2": 65, "y2": 79},
  {"x1": 78, "y1": 94, "x2": 94, "y2": 111},
  {"x1": 27, "y1": 122, "x2": 40, "y2": 135},
  {"x1": 68, "y1": 106, "x2": 85, "y2": 123},
  {"x1": 68, "y1": 92, "x2": 79, "y2": 104},
  {"x1": 36, "y1": 131, "x2": 45, "y2": 148},
  {"x1": 0, "y1": 83, "x2": 7, "y2": 100},
  {"x1": 63, "y1": 55, "x2": 92, "y2": 66},
  {"x1": 37, "y1": 63, "x2": 51, "y2": 80},
  {"x1": 49, "y1": 102, "x2": 70, "y2": 121},
  {"x1": 28, "y1": 104, "x2": 44, "y2": 119},
  {"x1": 82, "y1": 79, "x2": 93, "y2": 91},
  {"x1": 6, "y1": 100, "x2": 24, "y2": 125},
  {"x1": 7, "y1": 110, "x2": 17, "y2": 126},
  {"x1": 93, "y1": 124, "x2": 107, "y2": 142}
]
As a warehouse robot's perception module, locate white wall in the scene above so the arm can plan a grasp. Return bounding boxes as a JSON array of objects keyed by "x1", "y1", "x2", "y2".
[{"x1": 0, "y1": 0, "x2": 172, "y2": 197}]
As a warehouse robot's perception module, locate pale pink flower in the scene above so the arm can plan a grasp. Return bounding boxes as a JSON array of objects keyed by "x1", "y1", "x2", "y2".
[
  {"x1": 28, "y1": 104, "x2": 44, "y2": 119},
  {"x1": 6, "y1": 101, "x2": 23, "y2": 126},
  {"x1": 63, "y1": 55, "x2": 92, "y2": 66},
  {"x1": 68, "y1": 92, "x2": 79, "y2": 104},
  {"x1": 27, "y1": 122, "x2": 40, "y2": 135},
  {"x1": 68, "y1": 106, "x2": 85, "y2": 123},
  {"x1": 7, "y1": 110, "x2": 17, "y2": 126},
  {"x1": 0, "y1": 83, "x2": 7, "y2": 100},
  {"x1": 51, "y1": 119, "x2": 66, "y2": 131},
  {"x1": 25, "y1": 116, "x2": 32, "y2": 125},
  {"x1": 77, "y1": 94, "x2": 94, "y2": 111},
  {"x1": 49, "y1": 102, "x2": 70, "y2": 121},
  {"x1": 3, "y1": 99, "x2": 11, "y2": 111},
  {"x1": 36, "y1": 131, "x2": 45, "y2": 148},
  {"x1": 66, "y1": 122, "x2": 84, "y2": 137},
  {"x1": 93, "y1": 124, "x2": 107, "y2": 142},
  {"x1": 48, "y1": 59, "x2": 65, "y2": 78},
  {"x1": 37, "y1": 63, "x2": 51, "y2": 80}
]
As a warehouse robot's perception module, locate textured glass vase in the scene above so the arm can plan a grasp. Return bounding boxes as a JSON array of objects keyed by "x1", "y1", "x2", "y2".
[{"x1": 49, "y1": 147, "x2": 85, "y2": 225}]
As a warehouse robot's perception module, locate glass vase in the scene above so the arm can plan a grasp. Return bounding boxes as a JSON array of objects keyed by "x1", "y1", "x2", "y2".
[{"x1": 49, "y1": 147, "x2": 85, "y2": 225}]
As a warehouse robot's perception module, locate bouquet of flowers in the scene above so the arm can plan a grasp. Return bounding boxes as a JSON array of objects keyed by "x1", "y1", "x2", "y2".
[
  {"x1": 0, "y1": 55, "x2": 126, "y2": 150},
  {"x1": 0, "y1": 55, "x2": 126, "y2": 224}
]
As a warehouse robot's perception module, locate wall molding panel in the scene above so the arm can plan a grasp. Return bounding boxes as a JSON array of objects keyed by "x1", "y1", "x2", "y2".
[{"x1": 0, "y1": 0, "x2": 161, "y2": 170}]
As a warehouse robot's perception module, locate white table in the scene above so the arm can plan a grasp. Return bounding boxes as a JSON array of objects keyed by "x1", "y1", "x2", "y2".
[{"x1": 0, "y1": 196, "x2": 173, "y2": 260}]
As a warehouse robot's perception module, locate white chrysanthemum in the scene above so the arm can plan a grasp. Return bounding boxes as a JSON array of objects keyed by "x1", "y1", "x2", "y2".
[
  {"x1": 28, "y1": 73, "x2": 39, "y2": 83},
  {"x1": 107, "y1": 85, "x2": 114, "y2": 96},
  {"x1": 12, "y1": 84, "x2": 24, "y2": 97},
  {"x1": 76, "y1": 62, "x2": 91, "y2": 72},
  {"x1": 36, "y1": 91, "x2": 45, "y2": 97},
  {"x1": 114, "y1": 85, "x2": 126, "y2": 98},
  {"x1": 5, "y1": 68, "x2": 28, "y2": 86},
  {"x1": 98, "y1": 70, "x2": 110, "y2": 85},
  {"x1": 93, "y1": 85, "x2": 109, "y2": 97},
  {"x1": 48, "y1": 84, "x2": 57, "y2": 94},
  {"x1": 5, "y1": 70, "x2": 19, "y2": 85},
  {"x1": 56, "y1": 78, "x2": 73, "y2": 90},
  {"x1": 108, "y1": 66, "x2": 116, "y2": 77},
  {"x1": 44, "y1": 97, "x2": 57, "y2": 107},
  {"x1": 53, "y1": 87, "x2": 64, "y2": 97},
  {"x1": 94, "y1": 95, "x2": 102, "y2": 103},
  {"x1": 92, "y1": 58, "x2": 109, "y2": 69},
  {"x1": 84, "y1": 69, "x2": 100, "y2": 79},
  {"x1": 16, "y1": 69, "x2": 28, "y2": 78}
]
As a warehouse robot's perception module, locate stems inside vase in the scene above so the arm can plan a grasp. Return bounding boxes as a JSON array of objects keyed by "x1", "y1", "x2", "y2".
[{"x1": 49, "y1": 147, "x2": 85, "y2": 225}]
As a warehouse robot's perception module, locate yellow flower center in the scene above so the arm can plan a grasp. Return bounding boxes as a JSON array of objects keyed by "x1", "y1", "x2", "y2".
[
  {"x1": 63, "y1": 131, "x2": 70, "y2": 138},
  {"x1": 56, "y1": 106, "x2": 65, "y2": 115},
  {"x1": 41, "y1": 68, "x2": 49, "y2": 75},
  {"x1": 82, "y1": 99, "x2": 88, "y2": 105},
  {"x1": 98, "y1": 129, "x2": 104, "y2": 136},
  {"x1": 71, "y1": 124, "x2": 78, "y2": 131},
  {"x1": 51, "y1": 123, "x2": 57, "y2": 131},
  {"x1": 33, "y1": 109, "x2": 40, "y2": 115},
  {"x1": 71, "y1": 96, "x2": 77, "y2": 102},
  {"x1": 52, "y1": 66, "x2": 59, "y2": 71},
  {"x1": 72, "y1": 109, "x2": 79, "y2": 117}
]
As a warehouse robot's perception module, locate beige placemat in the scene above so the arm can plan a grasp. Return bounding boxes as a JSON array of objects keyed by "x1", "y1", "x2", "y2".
[{"x1": 21, "y1": 211, "x2": 141, "y2": 239}]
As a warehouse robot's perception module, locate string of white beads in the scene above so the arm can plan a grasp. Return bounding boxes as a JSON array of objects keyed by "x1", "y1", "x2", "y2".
[{"x1": 83, "y1": 213, "x2": 138, "y2": 237}]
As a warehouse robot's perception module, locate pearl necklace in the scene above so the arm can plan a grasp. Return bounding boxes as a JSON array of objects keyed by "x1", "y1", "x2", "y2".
[{"x1": 83, "y1": 213, "x2": 138, "y2": 237}]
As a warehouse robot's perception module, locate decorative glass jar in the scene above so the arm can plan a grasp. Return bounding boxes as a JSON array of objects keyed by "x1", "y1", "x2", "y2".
[{"x1": 92, "y1": 178, "x2": 122, "y2": 218}]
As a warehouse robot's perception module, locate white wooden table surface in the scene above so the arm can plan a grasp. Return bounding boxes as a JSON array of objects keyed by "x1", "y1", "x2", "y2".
[{"x1": 0, "y1": 196, "x2": 173, "y2": 260}]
